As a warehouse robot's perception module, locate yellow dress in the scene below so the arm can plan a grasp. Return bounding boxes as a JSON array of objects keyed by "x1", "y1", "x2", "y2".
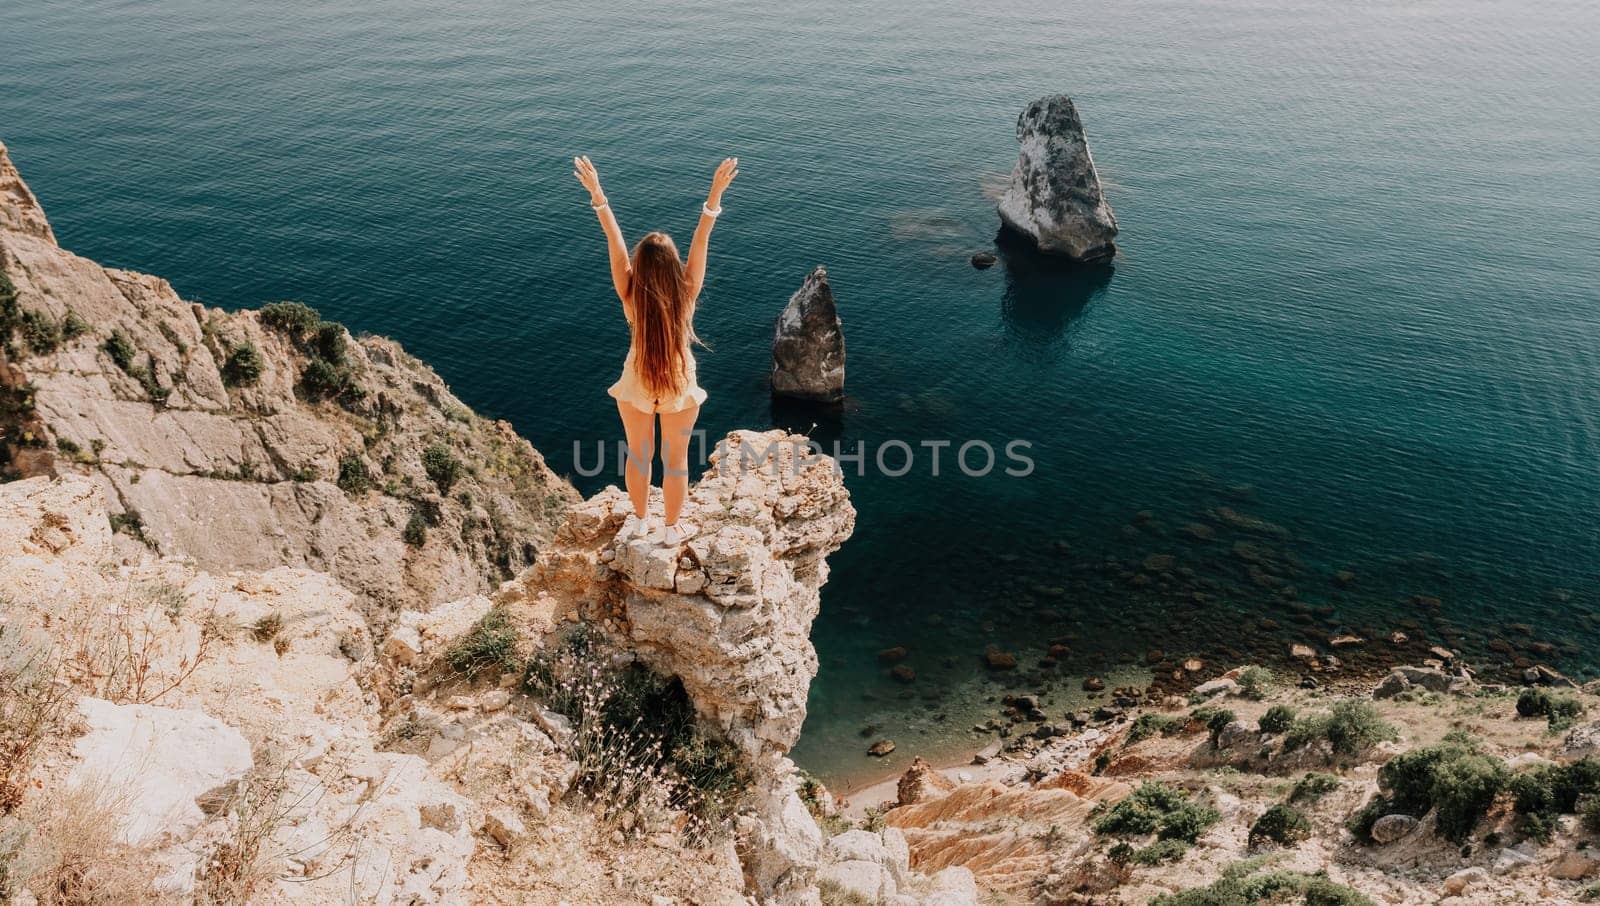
[{"x1": 607, "y1": 303, "x2": 707, "y2": 415}]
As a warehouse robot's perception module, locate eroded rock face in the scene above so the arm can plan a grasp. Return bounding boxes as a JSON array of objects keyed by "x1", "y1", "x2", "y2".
[
  {"x1": 996, "y1": 96, "x2": 1118, "y2": 262},
  {"x1": 535, "y1": 429, "x2": 855, "y2": 770},
  {"x1": 771, "y1": 266, "x2": 846, "y2": 403},
  {"x1": 0, "y1": 140, "x2": 577, "y2": 621}
]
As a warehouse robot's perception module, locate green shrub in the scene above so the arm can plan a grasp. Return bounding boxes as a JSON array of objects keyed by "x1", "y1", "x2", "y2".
[
  {"x1": 1151, "y1": 860, "x2": 1376, "y2": 906},
  {"x1": 20, "y1": 310, "x2": 60, "y2": 354},
  {"x1": 1356, "y1": 733, "x2": 1507, "y2": 844},
  {"x1": 258, "y1": 301, "x2": 321, "y2": 339},
  {"x1": 1127, "y1": 713, "x2": 1185, "y2": 744},
  {"x1": 1284, "y1": 699, "x2": 1396, "y2": 757},
  {"x1": 313, "y1": 321, "x2": 347, "y2": 365},
  {"x1": 1517, "y1": 688, "x2": 1586, "y2": 733},
  {"x1": 443, "y1": 608, "x2": 518, "y2": 679},
  {"x1": 1133, "y1": 838, "x2": 1190, "y2": 865},
  {"x1": 1325, "y1": 699, "x2": 1397, "y2": 756},
  {"x1": 1248, "y1": 803, "x2": 1311, "y2": 849},
  {"x1": 1237, "y1": 666, "x2": 1276, "y2": 700},
  {"x1": 1289, "y1": 772, "x2": 1340, "y2": 804},
  {"x1": 336, "y1": 455, "x2": 373, "y2": 495},
  {"x1": 103, "y1": 328, "x2": 137, "y2": 371},
  {"x1": 403, "y1": 511, "x2": 427, "y2": 547},
  {"x1": 1584, "y1": 795, "x2": 1600, "y2": 835},
  {"x1": 299, "y1": 356, "x2": 359, "y2": 402},
  {"x1": 422, "y1": 442, "x2": 463, "y2": 492},
  {"x1": 1259, "y1": 704, "x2": 1297, "y2": 735},
  {"x1": 1093, "y1": 782, "x2": 1219, "y2": 843},
  {"x1": 60, "y1": 309, "x2": 89, "y2": 339},
  {"x1": 222, "y1": 342, "x2": 264, "y2": 387},
  {"x1": 1510, "y1": 758, "x2": 1600, "y2": 839}
]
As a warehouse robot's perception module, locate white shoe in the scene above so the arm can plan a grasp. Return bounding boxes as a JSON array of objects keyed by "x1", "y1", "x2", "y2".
[
  {"x1": 622, "y1": 514, "x2": 653, "y2": 541},
  {"x1": 662, "y1": 522, "x2": 697, "y2": 545}
]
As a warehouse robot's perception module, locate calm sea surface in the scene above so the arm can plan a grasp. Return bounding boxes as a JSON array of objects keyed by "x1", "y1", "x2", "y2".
[{"x1": 4, "y1": 0, "x2": 1598, "y2": 784}]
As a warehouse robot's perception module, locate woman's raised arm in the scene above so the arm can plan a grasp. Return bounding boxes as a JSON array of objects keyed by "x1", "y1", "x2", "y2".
[
  {"x1": 573, "y1": 155, "x2": 632, "y2": 305},
  {"x1": 685, "y1": 157, "x2": 738, "y2": 301}
]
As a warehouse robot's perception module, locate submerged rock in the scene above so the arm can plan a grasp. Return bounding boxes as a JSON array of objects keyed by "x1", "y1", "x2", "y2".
[
  {"x1": 996, "y1": 95, "x2": 1118, "y2": 262},
  {"x1": 770, "y1": 265, "x2": 846, "y2": 403}
]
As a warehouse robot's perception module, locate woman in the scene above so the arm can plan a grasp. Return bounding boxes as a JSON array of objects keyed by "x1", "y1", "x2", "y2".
[{"x1": 573, "y1": 155, "x2": 738, "y2": 545}]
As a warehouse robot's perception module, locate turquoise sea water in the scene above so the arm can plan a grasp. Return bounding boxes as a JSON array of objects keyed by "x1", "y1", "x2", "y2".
[{"x1": 4, "y1": 0, "x2": 1598, "y2": 783}]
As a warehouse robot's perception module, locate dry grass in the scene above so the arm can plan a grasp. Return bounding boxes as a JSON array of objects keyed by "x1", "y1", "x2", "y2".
[
  {"x1": 1, "y1": 775, "x2": 166, "y2": 905},
  {"x1": 0, "y1": 628, "x2": 73, "y2": 816},
  {"x1": 50, "y1": 581, "x2": 221, "y2": 705}
]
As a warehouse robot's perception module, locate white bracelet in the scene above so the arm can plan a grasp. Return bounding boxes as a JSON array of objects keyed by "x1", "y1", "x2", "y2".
[
  {"x1": 591, "y1": 201, "x2": 609, "y2": 212},
  {"x1": 702, "y1": 203, "x2": 722, "y2": 218}
]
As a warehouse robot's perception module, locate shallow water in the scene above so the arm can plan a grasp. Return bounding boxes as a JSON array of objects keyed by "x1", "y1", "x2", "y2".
[{"x1": 4, "y1": 0, "x2": 1598, "y2": 784}]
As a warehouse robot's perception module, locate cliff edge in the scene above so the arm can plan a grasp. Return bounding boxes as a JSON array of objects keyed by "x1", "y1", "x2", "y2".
[{"x1": 0, "y1": 139, "x2": 578, "y2": 622}]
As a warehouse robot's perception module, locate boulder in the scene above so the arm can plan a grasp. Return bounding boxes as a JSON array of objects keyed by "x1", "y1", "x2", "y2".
[
  {"x1": 770, "y1": 266, "x2": 845, "y2": 403},
  {"x1": 1559, "y1": 720, "x2": 1600, "y2": 761},
  {"x1": 896, "y1": 756, "x2": 957, "y2": 806},
  {"x1": 69, "y1": 697, "x2": 253, "y2": 847},
  {"x1": 920, "y1": 867, "x2": 980, "y2": 906},
  {"x1": 1369, "y1": 813, "x2": 1420, "y2": 844},
  {"x1": 996, "y1": 95, "x2": 1118, "y2": 262},
  {"x1": 1372, "y1": 665, "x2": 1474, "y2": 699}
]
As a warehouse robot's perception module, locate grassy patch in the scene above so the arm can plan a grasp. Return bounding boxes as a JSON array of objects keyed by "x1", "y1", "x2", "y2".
[
  {"x1": 443, "y1": 607, "x2": 518, "y2": 679},
  {"x1": 258, "y1": 301, "x2": 320, "y2": 339},
  {"x1": 1237, "y1": 666, "x2": 1277, "y2": 700}
]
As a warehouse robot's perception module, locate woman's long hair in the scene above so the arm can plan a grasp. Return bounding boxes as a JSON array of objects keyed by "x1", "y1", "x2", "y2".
[{"x1": 627, "y1": 232, "x2": 702, "y2": 398}]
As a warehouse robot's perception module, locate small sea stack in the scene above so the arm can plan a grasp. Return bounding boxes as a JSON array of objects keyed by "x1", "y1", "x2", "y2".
[
  {"x1": 771, "y1": 265, "x2": 846, "y2": 403},
  {"x1": 996, "y1": 95, "x2": 1119, "y2": 263}
]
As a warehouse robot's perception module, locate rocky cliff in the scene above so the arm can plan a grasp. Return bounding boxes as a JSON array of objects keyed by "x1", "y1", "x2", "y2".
[{"x1": 0, "y1": 139, "x2": 578, "y2": 622}]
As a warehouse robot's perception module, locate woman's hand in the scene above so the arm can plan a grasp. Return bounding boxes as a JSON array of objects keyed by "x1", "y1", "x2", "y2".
[
  {"x1": 573, "y1": 155, "x2": 605, "y2": 204},
  {"x1": 707, "y1": 157, "x2": 738, "y2": 207}
]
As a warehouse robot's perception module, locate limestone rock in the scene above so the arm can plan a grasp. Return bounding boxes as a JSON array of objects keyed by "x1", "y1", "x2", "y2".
[
  {"x1": 996, "y1": 96, "x2": 1118, "y2": 262},
  {"x1": 770, "y1": 266, "x2": 845, "y2": 403},
  {"x1": 484, "y1": 806, "x2": 529, "y2": 848},
  {"x1": 735, "y1": 788, "x2": 824, "y2": 905},
  {"x1": 537, "y1": 429, "x2": 854, "y2": 768},
  {"x1": 70, "y1": 697, "x2": 254, "y2": 847}
]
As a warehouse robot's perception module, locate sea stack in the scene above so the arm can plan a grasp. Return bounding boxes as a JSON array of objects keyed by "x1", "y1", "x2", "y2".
[
  {"x1": 771, "y1": 265, "x2": 845, "y2": 403},
  {"x1": 996, "y1": 95, "x2": 1118, "y2": 263}
]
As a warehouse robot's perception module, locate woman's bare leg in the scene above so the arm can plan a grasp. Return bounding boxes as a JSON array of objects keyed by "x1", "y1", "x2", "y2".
[
  {"x1": 616, "y1": 399, "x2": 655, "y2": 520},
  {"x1": 658, "y1": 402, "x2": 701, "y2": 530}
]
